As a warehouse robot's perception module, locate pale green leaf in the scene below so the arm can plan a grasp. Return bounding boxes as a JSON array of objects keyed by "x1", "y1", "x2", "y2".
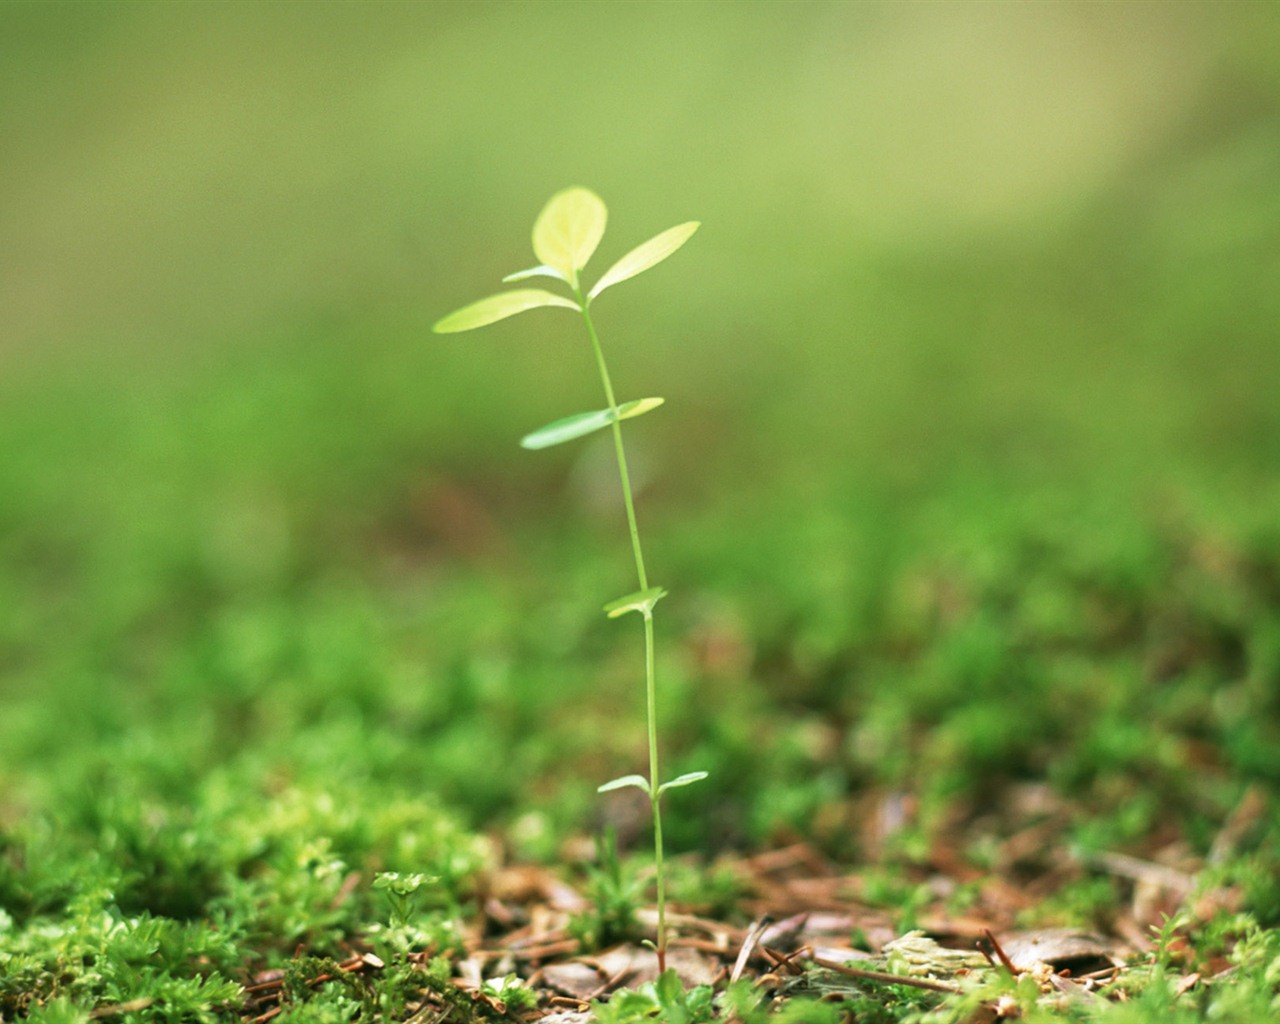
[
  {"x1": 433, "y1": 289, "x2": 579, "y2": 333},
  {"x1": 520, "y1": 408, "x2": 613, "y2": 450},
  {"x1": 603, "y1": 586, "x2": 668, "y2": 619},
  {"x1": 657, "y1": 770, "x2": 709, "y2": 795},
  {"x1": 616, "y1": 396, "x2": 665, "y2": 421},
  {"x1": 597, "y1": 774, "x2": 651, "y2": 795},
  {"x1": 372, "y1": 871, "x2": 438, "y2": 894},
  {"x1": 520, "y1": 398, "x2": 664, "y2": 450},
  {"x1": 532, "y1": 187, "x2": 607, "y2": 285},
  {"x1": 588, "y1": 221, "x2": 700, "y2": 300},
  {"x1": 502, "y1": 265, "x2": 567, "y2": 284}
]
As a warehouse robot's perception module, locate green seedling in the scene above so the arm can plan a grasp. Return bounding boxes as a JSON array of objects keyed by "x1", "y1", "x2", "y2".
[
  {"x1": 570, "y1": 827, "x2": 645, "y2": 951},
  {"x1": 372, "y1": 870, "x2": 437, "y2": 928},
  {"x1": 435, "y1": 186, "x2": 707, "y2": 971}
]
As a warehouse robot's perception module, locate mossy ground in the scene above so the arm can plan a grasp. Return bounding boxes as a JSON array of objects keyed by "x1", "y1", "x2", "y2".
[{"x1": 2, "y1": 327, "x2": 1278, "y2": 1021}]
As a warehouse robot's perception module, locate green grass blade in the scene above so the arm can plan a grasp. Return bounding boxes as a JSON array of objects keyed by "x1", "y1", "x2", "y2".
[
  {"x1": 588, "y1": 221, "x2": 700, "y2": 300},
  {"x1": 532, "y1": 187, "x2": 607, "y2": 285}
]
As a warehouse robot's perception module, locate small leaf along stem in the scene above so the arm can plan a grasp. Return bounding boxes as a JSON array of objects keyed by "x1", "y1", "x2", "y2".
[{"x1": 576, "y1": 287, "x2": 670, "y2": 972}]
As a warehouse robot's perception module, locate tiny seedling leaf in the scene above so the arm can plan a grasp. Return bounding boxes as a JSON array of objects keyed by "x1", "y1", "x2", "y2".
[
  {"x1": 502, "y1": 265, "x2": 568, "y2": 284},
  {"x1": 533, "y1": 187, "x2": 607, "y2": 285},
  {"x1": 433, "y1": 289, "x2": 579, "y2": 333},
  {"x1": 597, "y1": 774, "x2": 651, "y2": 795},
  {"x1": 657, "y1": 770, "x2": 709, "y2": 795},
  {"x1": 588, "y1": 221, "x2": 700, "y2": 300},
  {"x1": 372, "y1": 871, "x2": 438, "y2": 894},
  {"x1": 617, "y1": 396, "x2": 665, "y2": 421},
  {"x1": 604, "y1": 586, "x2": 668, "y2": 619},
  {"x1": 520, "y1": 398, "x2": 664, "y2": 450},
  {"x1": 520, "y1": 408, "x2": 614, "y2": 450}
]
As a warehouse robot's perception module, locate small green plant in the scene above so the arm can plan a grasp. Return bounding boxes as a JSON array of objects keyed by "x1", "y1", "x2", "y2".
[
  {"x1": 372, "y1": 871, "x2": 436, "y2": 928},
  {"x1": 592, "y1": 970, "x2": 718, "y2": 1024},
  {"x1": 435, "y1": 187, "x2": 707, "y2": 970},
  {"x1": 569, "y1": 827, "x2": 645, "y2": 950},
  {"x1": 479, "y1": 973, "x2": 538, "y2": 1015}
]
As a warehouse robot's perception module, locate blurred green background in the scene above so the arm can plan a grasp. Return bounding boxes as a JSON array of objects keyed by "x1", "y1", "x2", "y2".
[{"x1": 2, "y1": 1, "x2": 1280, "y2": 852}]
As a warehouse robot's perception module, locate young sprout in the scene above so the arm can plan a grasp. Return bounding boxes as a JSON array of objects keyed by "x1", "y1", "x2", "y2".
[{"x1": 434, "y1": 187, "x2": 707, "y2": 973}]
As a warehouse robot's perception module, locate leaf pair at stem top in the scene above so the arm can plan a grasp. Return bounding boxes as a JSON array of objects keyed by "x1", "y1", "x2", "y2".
[{"x1": 433, "y1": 187, "x2": 699, "y2": 332}]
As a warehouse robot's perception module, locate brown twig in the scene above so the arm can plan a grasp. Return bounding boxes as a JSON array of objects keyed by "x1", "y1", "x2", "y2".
[
  {"x1": 1085, "y1": 851, "x2": 1195, "y2": 895},
  {"x1": 584, "y1": 958, "x2": 637, "y2": 1002},
  {"x1": 498, "y1": 938, "x2": 581, "y2": 962},
  {"x1": 810, "y1": 955, "x2": 966, "y2": 996},
  {"x1": 981, "y1": 928, "x2": 1018, "y2": 974},
  {"x1": 761, "y1": 945, "x2": 808, "y2": 977}
]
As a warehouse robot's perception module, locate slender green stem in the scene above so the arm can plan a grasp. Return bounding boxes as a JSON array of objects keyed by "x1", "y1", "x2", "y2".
[
  {"x1": 645, "y1": 611, "x2": 665, "y2": 971},
  {"x1": 579, "y1": 300, "x2": 648, "y2": 591},
  {"x1": 578, "y1": 294, "x2": 667, "y2": 971}
]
